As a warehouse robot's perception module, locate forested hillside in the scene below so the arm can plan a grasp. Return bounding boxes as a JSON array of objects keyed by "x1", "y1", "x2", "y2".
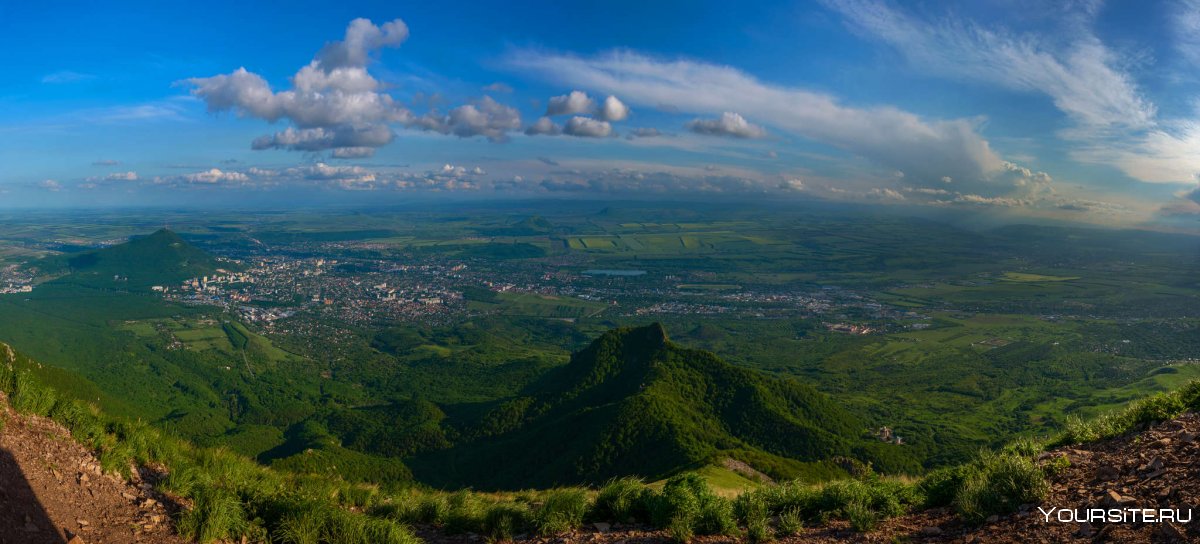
[{"x1": 410, "y1": 324, "x2": 920, "y2": 488}]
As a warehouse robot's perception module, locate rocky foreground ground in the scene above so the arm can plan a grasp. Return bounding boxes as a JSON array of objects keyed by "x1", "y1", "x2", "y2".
[{"x1": 0, "y1": 394, "x2": 186, "y2": 544}]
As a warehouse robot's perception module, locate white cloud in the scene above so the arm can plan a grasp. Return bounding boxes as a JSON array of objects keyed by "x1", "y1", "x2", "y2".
[
  {"x1": 686, "y1": 112, "x2": 767, "y2": 139},
  {"x1": 187, "y1": 18, "x2": 413, "y2": 157},
  {"x1": 563, "y1": 116, "x2": 612, "y2": 138},
  {"x1": 779, "y1": 178, "x2": 805, "y2": 191},
  {"x1": 411, "y1": 96, "x2": 521, "y2": 142},
  {"x1": 183, "y1": 168, "x2": 250, "y2": 184},
  {"x1": 598, "y1": 95, "x2": 630, "y2": 121},
  {"x1": 314, "y1": 18, "x2": 409, "y2": 69},
  {"x1": 823, "y1": 0, "x2": 1154, "y2": 130},
  {"x1": 507, "y1": 49, "x2": 1004, "y2": 183},
  {"x1": 1176, "y1": 0, "x2": 1200, "y2": 66},
  {"x1": 546, "y1": 90, "x2": 595, "y2": 116},
  {"x1": 525, "y1": 116, "x2": 561, "y2": 136},
  {"x1": 867, "y1": 187, "x2": 905, "y2": 200},
  {"x1": 823, "y1": 0, "x2": 1200, "y2": 185},
  {"x1": 105, "y1": 171, "x2": 139, "y2": 181},
  {"x1": 92, "y1": 159, "x2": 121, "y2": 166},
  {"x1": 331, "y1": 147, "x2": 376, "y2": 158},
  {"x1": 290, "y1": 162, "x2": 376, "y2": 183},
  {"x1": 252, "y1": 125, "x2": 394, "y2": 152},
  {"x1": 39, "y1": 179, "x2": 61, "y2": 191}
]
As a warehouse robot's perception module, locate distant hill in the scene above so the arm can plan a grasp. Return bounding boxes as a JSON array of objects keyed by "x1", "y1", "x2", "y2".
[
  {"x1": 411, "y1": 323, "x2": 920, "y2": 489},
  {"x1": 29, "y1": 229, "x2": 227, "y2": 289},
  {"x1": 487, "y1": 215, "x2": 556, "y2": 236}
]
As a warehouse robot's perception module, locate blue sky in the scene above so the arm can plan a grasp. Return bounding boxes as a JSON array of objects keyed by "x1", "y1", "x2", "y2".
[{"x1": 3, "y1": 0, "x2": 1200, "y2": 227}]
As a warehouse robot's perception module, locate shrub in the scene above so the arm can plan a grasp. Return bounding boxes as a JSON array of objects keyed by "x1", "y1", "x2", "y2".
[
  {"x1": 739, "y1": 493, "x2": 773, "y2": 543},
  {"x1": 483, "y1": 503, "x2": 531, "y2": 542},
  {"x1": 667, "y1": 514, "x2": 694, "y2": 544},
  {"x1": 777, "y1": 507, "x2": 804, "y2": 536},
  {"x1": 844, "y1": 501, "x2": 876, "y2": 532},
  {"x1": 745, "y1": 514, "x2": 773, "y2": 543},
  {"x1": 535, "y1": 488, "x2": 589, "y2": 535},
  {"x1": 1131, "y1": 393, "x2": 1186, "y2": 425},
  {"x1": 955, "y1": 452, "x2": 1049, "y2": 524},
  {"x1": 919, "y1": 465, "x2": 969, "y2": 508},
  {"x1": 649, "y1": 473, "x2": 709, "y2": 527},
  {"x1": 415, "y1": 494, "x2": 450, "y2": 525},
  {"x1": 647, "y1": 473, "x2": 735, "y2": 538},
  {"x1": 693, "y1": 495, "x2": 736, "y2": 536},
  {"x1": 177, "y1": 486, "x2": 249, "y2": 544},
  {"x1": 592, "y1": 477, "x2": 645, "y2": 522},
  {"x1": 445, "y1": 490, "x2": 485, "y2": 534},
  {"x1": 1000, "y1": 436, "x2": 1044, "y2": 457},
  {"x1": 1179, "y1": 381, "x2": 1200, "y2": 409}
]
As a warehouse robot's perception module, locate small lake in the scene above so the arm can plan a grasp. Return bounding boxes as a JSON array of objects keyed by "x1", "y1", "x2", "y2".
[{"x1": 583, "y1": 269, "x2": 647, "y2": 276}]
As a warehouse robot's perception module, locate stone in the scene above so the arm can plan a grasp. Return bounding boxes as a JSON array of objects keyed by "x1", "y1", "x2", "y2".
[
  {"x1": 592, "y1": 522, "x2": 611, "y2": 533},
  {"x1": 1096, "y1": 465, "x2": 1120, "y2": 481},
  {"x1": 920, "y1": 526, "x2": 943, "y2": 536}
]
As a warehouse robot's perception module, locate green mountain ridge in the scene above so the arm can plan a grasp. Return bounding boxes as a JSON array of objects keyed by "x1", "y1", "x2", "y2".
[{"x1": 410, "y1": 323, "x2": 921, "y2": 489}]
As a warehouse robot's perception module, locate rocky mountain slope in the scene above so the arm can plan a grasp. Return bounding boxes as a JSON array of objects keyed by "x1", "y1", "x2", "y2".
[{"x1": 0, "y1": 392, "x2": 185, "y2": 544}]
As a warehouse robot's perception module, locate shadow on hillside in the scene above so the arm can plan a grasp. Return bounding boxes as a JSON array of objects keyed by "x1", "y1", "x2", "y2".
[{"x1": 0, "y1": 447, "x2": 66, "y2": 544}]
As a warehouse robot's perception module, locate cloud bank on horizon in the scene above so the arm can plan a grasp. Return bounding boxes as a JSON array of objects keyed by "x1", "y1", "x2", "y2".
[{"x1": 4, "y1": 0, "x2": 1200, "y2": 227}]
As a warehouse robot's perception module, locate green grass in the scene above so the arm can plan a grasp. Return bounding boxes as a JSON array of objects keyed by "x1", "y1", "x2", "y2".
[{"x1": 7, "y1": 344, "x2": 1200, "y2": 541}]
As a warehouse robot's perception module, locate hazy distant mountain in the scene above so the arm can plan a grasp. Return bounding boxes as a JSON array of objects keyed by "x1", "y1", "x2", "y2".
[{"x1": 29, "y1": 229, "x2": 227, "y2": 289}]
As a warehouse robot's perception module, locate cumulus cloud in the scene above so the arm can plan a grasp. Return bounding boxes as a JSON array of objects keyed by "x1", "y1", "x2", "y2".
[
  {"x1": 867, "y1": 187, "x2": 905, "y2": 200},
  {"x1": 686, "y1": 112, "x2": 767, "y2": 138},
  {"x1": 289, "y1": 162, "x2": 376, "y2": 184},
  {"x1": 563, "y1": 116, "x2": 612, "y2": 138},
  {"x1": 598, "y1": 95, "x2": 630, "y2": 121},
  {"x1": 105, "y1": 171, "x2": 139, "y2": 181},
  {"x1": 779, "y1": 178, "x2": 806, "y2": 191},
  {"x1": 331, "y1": 146, "x2": 376, "y2": 158},
  {"x1": 92, "y1": 159, "x2": 121, "y2": 166},
  {"x1": 183, "y1": 168, "x2": 250, "y2": 184},
  {"x1": 251, "y1": 125, "x2": 394, "y2": 152},
  {"x1": 525, "y1": 116, "x2": 561, "y2": 136},
  {"x1": 39, "y1": 179, "x2": 61, "y2": 192},
  {"x1": 411, "y1": 96, "x2": 522, "y2": 142},
  {"x1": 507, "y1": 49, "x2": 1003, "y2": 183},
  {"x1": 187, "y1": 18, "x2": 414, "y2": 157},
  {"x1": 546, "y1": 90, "x2": 595, "y2": 116}
]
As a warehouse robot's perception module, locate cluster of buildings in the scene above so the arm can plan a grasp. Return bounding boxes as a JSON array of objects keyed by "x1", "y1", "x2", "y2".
[{"x1": 0, "y1": 264, "x2": 33, "y2": 294}]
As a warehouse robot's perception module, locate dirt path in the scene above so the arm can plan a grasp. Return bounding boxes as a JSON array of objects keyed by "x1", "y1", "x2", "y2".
[{"x1": 0, "y1": 397, "x2": 187, "y2": 544}]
